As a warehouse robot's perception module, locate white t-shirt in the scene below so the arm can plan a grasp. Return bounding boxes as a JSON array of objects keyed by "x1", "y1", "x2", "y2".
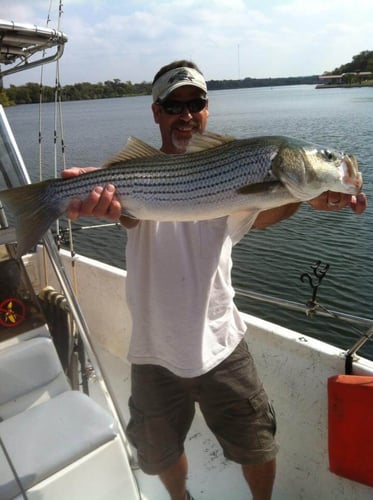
[{"x1": 126, "y1": 210, "x2": 258, "y2": 377}]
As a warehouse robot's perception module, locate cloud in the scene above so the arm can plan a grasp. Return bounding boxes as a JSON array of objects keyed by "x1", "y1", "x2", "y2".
[
  {"x1": 4, "y1": 3, "x2": 45, "y2": 25},
  {"x1": 2, "y1": 0, "x2": 373, "y2": 86}
]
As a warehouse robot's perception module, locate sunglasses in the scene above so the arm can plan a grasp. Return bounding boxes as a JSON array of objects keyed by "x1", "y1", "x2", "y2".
[{"x1": 157, "y1": 97, "x2": 207, "y2": 115}]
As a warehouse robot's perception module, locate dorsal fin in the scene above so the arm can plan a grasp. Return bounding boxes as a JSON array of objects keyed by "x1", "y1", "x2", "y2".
[
  {"x1": 101, "y1": 136, "x2": 165, "y2": 168},
  {"x1": 186, "y1": 131, "x2": 236, "y2": 153}
]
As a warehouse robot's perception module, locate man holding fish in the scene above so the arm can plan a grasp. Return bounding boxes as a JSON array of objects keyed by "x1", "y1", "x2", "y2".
[{"x1": 63, "y1": 61, "x2": 367, "y2": 500}]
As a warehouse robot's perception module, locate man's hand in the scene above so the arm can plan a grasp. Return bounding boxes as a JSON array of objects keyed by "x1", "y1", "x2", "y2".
[
  {"x1": 253, "y1": 191, "x2": 367, "y2": 230},
  {"x1": 62, "y1": 167, "x2": 138, "y2": 228},
  {"x1": 308, "y1": 191, "x2": 367, "y2": 215}
]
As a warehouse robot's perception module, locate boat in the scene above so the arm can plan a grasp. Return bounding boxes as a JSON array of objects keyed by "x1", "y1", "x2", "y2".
[{"x1": 1, "y1": 17, "x2": 373, "y2": 500}]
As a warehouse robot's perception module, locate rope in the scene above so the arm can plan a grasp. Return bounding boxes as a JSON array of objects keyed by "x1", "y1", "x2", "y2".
[
  {"x1": 53, "y1": 2, "x2": 79, "y2": 293},
  {"x1": 0, "y1": 436, "x2": 28, "y2": 499},
  {"x1": 36, "y1": 1, "x2": 79, "y2": 294}
]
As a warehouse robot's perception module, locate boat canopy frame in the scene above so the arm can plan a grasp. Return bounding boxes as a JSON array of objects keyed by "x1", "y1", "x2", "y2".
[{"x1": 0, "y1": 19, "x2": 67, "y2": 78}]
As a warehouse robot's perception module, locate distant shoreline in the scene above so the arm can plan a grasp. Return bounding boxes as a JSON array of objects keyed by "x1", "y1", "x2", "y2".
[
  {"x1": 1, "y1": 75, "x2": 319, "y2": 106},
  {"x1": 316, "y1": 83, "x2": 373, "y2": 89},
  {"x1": 3, "y1": 78, "x2": 373, "y2": 106}
]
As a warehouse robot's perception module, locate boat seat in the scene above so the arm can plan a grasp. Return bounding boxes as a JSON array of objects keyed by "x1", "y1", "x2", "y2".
[
  {"x1": 0, "y1": 390, "x2": 118, "y2": 499},
  {"x1": 0, "y1": 336, "x2": 69, "y2": 420},
  {"x1": 0, "y1": 323, "x2": 51, "y2": 352}
]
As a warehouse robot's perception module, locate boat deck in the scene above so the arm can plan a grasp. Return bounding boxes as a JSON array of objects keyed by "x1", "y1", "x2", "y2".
[
  {"x1": 92, "y1": 342, "x2": 249, "y2": 500},
  {"x1": 91, "y1": 320, "x2": 373, "y2": 500}
]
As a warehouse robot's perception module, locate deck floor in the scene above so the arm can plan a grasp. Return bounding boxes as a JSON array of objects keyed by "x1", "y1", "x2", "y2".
[
  {"x1": 89, "y1": 323, "x2": 373, "y2": 500},
  {"x1": 91, "y1": 342, "x2": 251, "y2": 500}
]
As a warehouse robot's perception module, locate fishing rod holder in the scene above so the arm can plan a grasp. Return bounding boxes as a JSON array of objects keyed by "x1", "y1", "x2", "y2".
[
  {"x1": 300, "y1": 260, "x2": 373, "y2": 372},
  {"x1": 300, "y1": 260, "x2": 330, "y2": 316}
]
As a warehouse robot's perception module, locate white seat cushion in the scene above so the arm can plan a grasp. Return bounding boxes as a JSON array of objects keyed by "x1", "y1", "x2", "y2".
[
  {"x1": 0, "y1": 337, "x2": 69, "y2": 419},
  {"x1": 0, "y1": 390, "x2": 117, "y2": 498}
]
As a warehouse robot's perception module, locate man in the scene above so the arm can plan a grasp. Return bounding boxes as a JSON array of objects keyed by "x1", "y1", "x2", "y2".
[{"x1": 64, "y1": 61, "x2": 367, "y2": 500}]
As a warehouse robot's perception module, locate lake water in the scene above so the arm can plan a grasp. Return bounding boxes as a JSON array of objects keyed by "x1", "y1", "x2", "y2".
[{"x1": 4, "y1": 85, "x2": 373, "y2": 359}]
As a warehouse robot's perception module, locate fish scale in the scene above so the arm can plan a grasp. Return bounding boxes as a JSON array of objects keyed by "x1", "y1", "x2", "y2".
[
  {"x1": 47, "y1": 142, "x2": 279, "y2": 203},
  {"x1": 0, "y1": 132, "x2": 362, "y2": 257},
  {"x1": 119, "y1": 142, "x2": 277, "y2": 198}
]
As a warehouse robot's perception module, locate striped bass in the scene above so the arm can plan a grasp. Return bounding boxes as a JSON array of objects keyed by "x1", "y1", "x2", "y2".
[{"x1": 0, "y1": 132, "x2": 362, "y2": 257}]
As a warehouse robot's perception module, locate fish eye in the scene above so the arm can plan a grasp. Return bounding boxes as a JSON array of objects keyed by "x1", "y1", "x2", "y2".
[{"x1": 321, "y1": 149, "x2": 335, "y2": 161}]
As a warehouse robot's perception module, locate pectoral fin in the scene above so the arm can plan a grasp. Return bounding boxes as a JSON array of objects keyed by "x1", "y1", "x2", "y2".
[
  {"x1": 120, "y1": 208, "x2": 137, "y2": 219},
  {"x1": 237, "y1": 181, "x2": 283, "y2": 195}
]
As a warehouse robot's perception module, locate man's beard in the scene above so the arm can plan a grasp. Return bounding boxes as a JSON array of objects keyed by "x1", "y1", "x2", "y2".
[{"x1": 171, "y1": 121, "x2": 201, "y2": 152}]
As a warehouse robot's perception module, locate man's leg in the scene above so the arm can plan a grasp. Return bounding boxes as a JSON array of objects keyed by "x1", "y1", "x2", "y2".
[
  {"x1": 198, "y1": 341, "x2": 278, "y2": 499},
  {"x1": 159, "y1": 452, "x2": 189, "y2": 500},
  {"x1": 127, "y1": 365, "x2": 195, "y2": 499},
  {"x1": 242, "y1": 458, "x2": 276, "y2": 500}
]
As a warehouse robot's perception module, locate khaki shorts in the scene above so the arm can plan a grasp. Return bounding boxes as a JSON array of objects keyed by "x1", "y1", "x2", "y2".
[{"x1": 126, "y1": 339, "x2": 279, "y2": 474}]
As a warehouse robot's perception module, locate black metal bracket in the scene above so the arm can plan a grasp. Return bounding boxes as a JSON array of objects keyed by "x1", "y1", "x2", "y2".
[
  {"x1": 300, "y1": 260, "x2": 330, "y2": 316},
  {"x1": 300, "y1": 260, "x2": 373, "y2": 374}
]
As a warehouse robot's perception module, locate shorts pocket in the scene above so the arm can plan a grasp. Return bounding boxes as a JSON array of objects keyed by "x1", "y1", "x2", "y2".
[
  {"x1": 126, "y1": 397, "x2": 144, "y2": 448},
  {"x1": 267, "y1": 400, "x2": 277, "y2": 436}
]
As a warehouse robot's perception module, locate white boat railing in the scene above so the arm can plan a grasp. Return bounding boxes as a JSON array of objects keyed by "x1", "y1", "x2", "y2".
[{"x1": 235, "y1": 286, "x2": 373, "y2": 327}]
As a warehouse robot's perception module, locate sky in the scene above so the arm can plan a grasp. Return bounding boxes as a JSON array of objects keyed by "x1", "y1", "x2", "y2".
[{"x1": 1, "y1": 0, "x2": 373, "y2": 87}]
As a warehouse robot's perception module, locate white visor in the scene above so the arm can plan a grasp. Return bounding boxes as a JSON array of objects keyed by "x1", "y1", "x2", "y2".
[{"x1": 152, "y1": 67, "x2": 207, "y2": 102}]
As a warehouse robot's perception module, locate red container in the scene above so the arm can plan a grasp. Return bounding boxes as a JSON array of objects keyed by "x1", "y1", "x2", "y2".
[{"x1": 328, "y1": 374, "x2": 373, "y2": 486}]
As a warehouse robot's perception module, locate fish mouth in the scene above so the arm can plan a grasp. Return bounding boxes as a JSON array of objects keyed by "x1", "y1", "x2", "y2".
[{"x1": 343, "y1": 155, "x2": 363, "y2": 191}]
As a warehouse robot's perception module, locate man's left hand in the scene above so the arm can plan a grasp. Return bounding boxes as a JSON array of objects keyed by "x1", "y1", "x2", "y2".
[{"x1": 308, "y1": 191, "x2": 367, "y2": 215}]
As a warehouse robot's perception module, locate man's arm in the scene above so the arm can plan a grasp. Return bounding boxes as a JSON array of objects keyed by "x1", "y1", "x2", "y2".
[{"x1": 253, "y1": 202, "x2": 301, "y2": 229}]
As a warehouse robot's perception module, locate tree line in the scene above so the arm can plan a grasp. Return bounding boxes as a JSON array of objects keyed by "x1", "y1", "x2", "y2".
[
  {"x1": 1, "y1": 79, "x2": 152, "y2": 106},
  {"x1": 1, "y1": 75, "x2": 320, "y2": 106},
  {"x1": 207, "y1": 75, "x2": 318, "y2": 90},
  {"x1": 328, "y1": 50, "x2": 373, "y2": 75}
]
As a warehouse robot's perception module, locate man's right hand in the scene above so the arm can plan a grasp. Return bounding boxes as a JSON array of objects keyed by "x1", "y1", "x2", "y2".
[{"x1": 62, "y1": 167, "x2": 139, "y2": 227}]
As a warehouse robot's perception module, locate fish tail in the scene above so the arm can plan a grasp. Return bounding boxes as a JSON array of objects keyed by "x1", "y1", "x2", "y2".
[{"x1": 0, "y1": 180, "x2": 64, "y2": 257}]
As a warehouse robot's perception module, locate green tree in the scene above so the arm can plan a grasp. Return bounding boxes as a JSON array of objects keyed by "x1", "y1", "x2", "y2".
[
  {"x1": 0, "y1": 89, "x2": 14, "y2": 106},
  {"x1": 333, "y1": 50, "x2": 373, "y2": 74}
]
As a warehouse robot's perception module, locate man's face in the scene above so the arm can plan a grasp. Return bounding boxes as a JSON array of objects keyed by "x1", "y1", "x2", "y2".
[{"x1": 152, "y1": 85, "x2": 209, "y2": 154}]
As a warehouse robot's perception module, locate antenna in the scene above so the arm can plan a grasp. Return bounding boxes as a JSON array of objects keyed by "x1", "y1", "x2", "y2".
[{"x1": 237, "y1": 44, "x2": 241, "y2": 80}]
